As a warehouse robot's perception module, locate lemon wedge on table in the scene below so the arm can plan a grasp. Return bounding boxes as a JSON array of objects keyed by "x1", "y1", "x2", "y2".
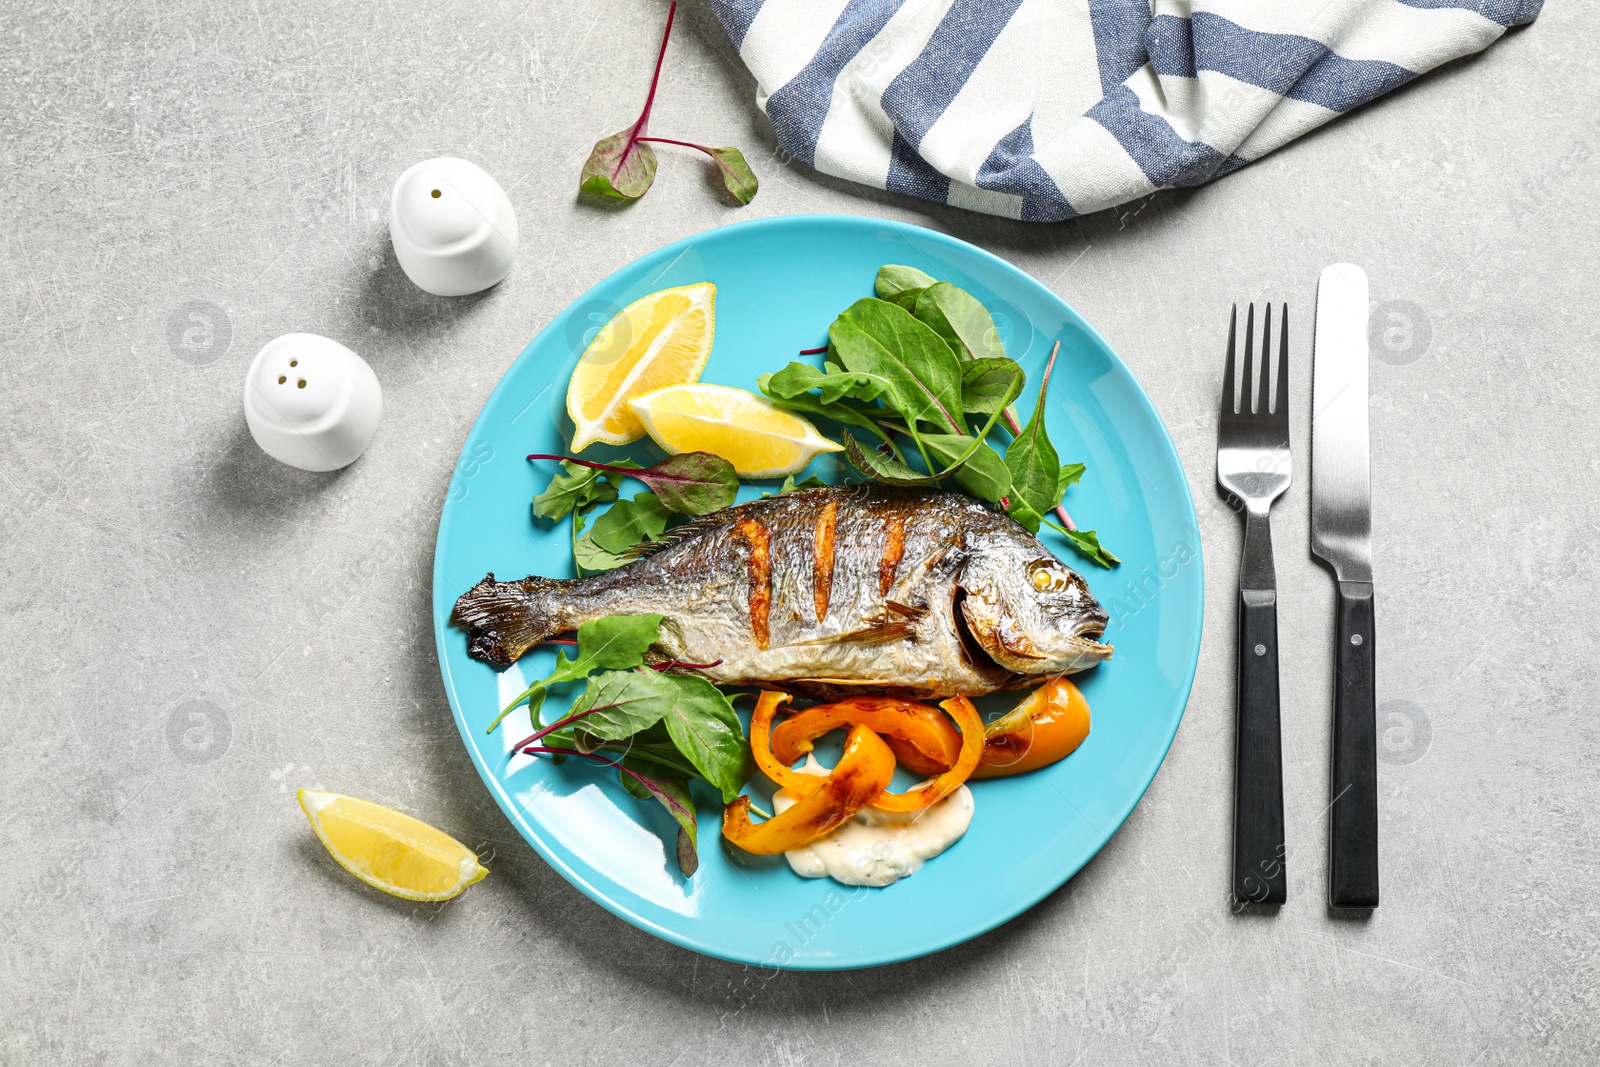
[
  {"x1": 297, "y1": 789, "x2": 487, "y2": 902},
  {"x1": 629, "y1": 383, "x2": 843, "y2": 479},
  {"x1": 567, "y1": 282, "x2": 716, "y2": 451}
]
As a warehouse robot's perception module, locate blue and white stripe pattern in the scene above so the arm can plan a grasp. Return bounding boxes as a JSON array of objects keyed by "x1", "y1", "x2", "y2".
[{"x1": 709, "y1": 0, "x2": 1542, "y2": 221}]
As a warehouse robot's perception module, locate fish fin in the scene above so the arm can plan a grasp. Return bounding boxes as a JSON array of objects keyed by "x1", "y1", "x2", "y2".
[
  {"x1": 449, "y1": 572, "x2": 567, "y2": 666},
  {"x1": 785, "y1": 608, "x2": 923, "y2": 648},
  {"x1": 883, "y1": 599, "x2": 929, "y2": 620}
]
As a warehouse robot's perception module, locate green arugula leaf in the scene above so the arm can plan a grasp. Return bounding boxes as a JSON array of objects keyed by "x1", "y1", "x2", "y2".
[
  {"x1": 758, "y1": 378, "x2": 903, "y2": 464},
  {"x1": 828, "y1": 298, "x2": 965, "y2": 435},
  {"x1": 490, "y1": 614, "x2": 664, "y2": 733},
  {"x1": 779, "y1": 473, "x2": 828, "y2": 493},
  {"x1": 588, "y1": 492, "x2": 669, "y2": 554},
  {"x1": 658, "y1": 674, "x2": 751, "y2": 804},
  {"x1": 525, "y1": 688, "x2": 549, "y2": 729},
  {"x1": 1043, "y1": 519, "x2": 1121, "y2": 568},
  {"x1": 1057, "y1": 463, "x2": 1085, "y2": 501},
  {"x1": 763, "y1": 362, "x2": 888, "y2": 405},
  {"x1": 959, "y1": 358, "x2": 1026, "y2": 418},
  {"x1": 762, "y1": 472, "x2": 830, "y2": 499},
  {"x1": 921, "y1": 434, "x2": 1012, "y2": 503},
  {"x1": 1007, "y1": 498, "x2": 1043, "y2": 535},
  {"x1": 874, "y1": 264, "x2": 937, "y2": 311},
  {"x1": 760, "y1": 386, "x2": 885, "y2": 437},
  {"x1": 840, "y1": 430, "x2": 937, "y2": 486},
  {"x1": 708, "y1": 147, "x2": 758, "y2": 204},
  {"x1": 568, "y1": 615, "x2": 664, "y2": 673},
  {"x1": 533, "y1": 461, "x2": 620, "y2": 521},
  {"x1": 913, "y1": 282, "x2": 1007, "y2": 362},
  {"x1": 572, "y1": 500, "x2": 633, "y2": 573},
  {"x1": 572, "y1": 501, "x2": 637, "y2": 571},
  {"x1": 579, "y1": 128, "x2": 659, "y2": 200}
]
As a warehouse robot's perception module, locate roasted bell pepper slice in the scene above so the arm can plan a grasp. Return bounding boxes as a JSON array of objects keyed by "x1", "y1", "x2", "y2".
[
  {"x1": 769, "y1": 695, "x2": 962, "y2": 777},
  {"x1": 752, "y1": 690, "x2": 983, "y2": 813},
  {"x1": 883, "y1": 735, "x2": 952, "y2": 778},
  {"x1": 721, "y1": 723, "x2": 896, "y2": 855},
  {"x1": 867, "y1": 696, "x2": 983, "y2": 811},
  {"x1": 749, "y1": 690, "x2": 822, "y2": 795},
  {"x1": 971, "y1": 676, "x2": 1090, "y2": 779}
]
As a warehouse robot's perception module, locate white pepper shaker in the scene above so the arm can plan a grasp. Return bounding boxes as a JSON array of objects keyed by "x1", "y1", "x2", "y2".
[
  {"x1": 243, "y1": 334, "x2": 383, "y2": 472},
  {"x1": 389, "y1": 157, "x2": 518, "y2": 296}
]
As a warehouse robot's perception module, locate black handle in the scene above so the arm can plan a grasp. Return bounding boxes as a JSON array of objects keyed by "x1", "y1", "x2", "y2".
[
  {"x1": 1329, "y1": 580, "x2": 1379, "y2": 908},
  {"x1": 1235, "y1": 586, "x2": 1287, "y2": 905}
]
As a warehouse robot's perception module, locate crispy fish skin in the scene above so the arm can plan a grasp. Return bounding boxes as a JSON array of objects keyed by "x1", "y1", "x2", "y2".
[{"x1": 451, "y1": 485, "x2": 1111, "y2": 699}]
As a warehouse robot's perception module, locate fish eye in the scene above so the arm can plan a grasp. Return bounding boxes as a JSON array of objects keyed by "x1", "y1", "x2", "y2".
[{"x1": 1029, "y1": 561, "x2": 1071, "y2": 592}]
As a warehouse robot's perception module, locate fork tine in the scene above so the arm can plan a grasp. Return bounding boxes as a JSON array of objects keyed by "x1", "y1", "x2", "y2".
[
  {"x1": 1275, "y1": 304, "x2": 1289, "y2": 418},
  {"x1": 1259, "y1": 303, "x2": 1274, "y2": 416},
  {"x1": 1241, "y1": 304, "x2": 1256, "y2": 415},
  {"x1": 1222, "y1": 304, "x2": 1238, "y2": 416}
]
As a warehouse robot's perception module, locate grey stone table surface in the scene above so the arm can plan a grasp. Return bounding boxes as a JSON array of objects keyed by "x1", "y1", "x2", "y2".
[{"x1": 4, "y1": 2, "x2": 1596, "y2": 1064}]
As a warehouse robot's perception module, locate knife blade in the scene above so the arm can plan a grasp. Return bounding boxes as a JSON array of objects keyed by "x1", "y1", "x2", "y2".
[
  {"x1": 1312, "y1": 265, "x2": 1373, "y2": 581},
  {"x1": 1312, "y1": 263, "x2": 1379, "y2": 909}
]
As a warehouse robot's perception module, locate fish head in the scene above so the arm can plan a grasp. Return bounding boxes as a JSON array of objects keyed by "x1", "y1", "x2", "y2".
[{"x1": 957, "y1": 533, "x2": 1112, "y2": 678}]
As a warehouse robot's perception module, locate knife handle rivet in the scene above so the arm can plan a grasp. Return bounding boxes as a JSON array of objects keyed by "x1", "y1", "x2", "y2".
[
  {"x1": 1254, "y1": 644, "x2": 1267, "y2": 656},
  {"x1": 1351, "y1": 633, "x2": 1364, "y2": 646}
]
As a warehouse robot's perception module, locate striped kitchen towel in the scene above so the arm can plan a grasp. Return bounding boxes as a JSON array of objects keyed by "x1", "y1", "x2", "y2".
[{"x1": 708, "y1": 0, "x2": 1542, "y2": 221}]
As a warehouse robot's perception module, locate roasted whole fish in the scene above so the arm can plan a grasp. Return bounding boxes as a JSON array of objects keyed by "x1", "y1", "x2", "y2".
[{"x1": 451, "y1": 485, "x2": 1111, "y2": 699}]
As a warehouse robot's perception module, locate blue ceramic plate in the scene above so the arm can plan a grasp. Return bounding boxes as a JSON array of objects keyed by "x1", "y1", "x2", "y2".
[{"x1": 432, "y1": 215, "x2": 1202, "y2": 970}]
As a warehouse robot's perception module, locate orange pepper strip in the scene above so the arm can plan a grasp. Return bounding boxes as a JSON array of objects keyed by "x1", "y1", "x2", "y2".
[
  {"x1": 756, "y1": 693, "x2": 984, "y2": 813},
  {"x1": 884, "y1": 736, "x2": 953, "y2": 777},
  {"x1": 769, "y1": 696, "x2": 962, "y2": 776},
  {"x1": 749, "y1": 690, "x2": 823, "y2": 795},
  {"x1": 867, "y1": 696, "x2": 984, "y2": 811},
  {"x1": 971, "y1": 677, "x2": 1090, "y2": 779},
  {"x1": 722, "y1": 724, "x2": 896, "y2": 854}
]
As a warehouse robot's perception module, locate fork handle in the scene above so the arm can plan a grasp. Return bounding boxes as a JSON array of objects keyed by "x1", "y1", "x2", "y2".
[
  {"x1": 1234, "y1": 509, "x2": 1286, "y2": 905},
  {"x1": 1329, "y1": 580, "x2": 1380, "y2": 908}
]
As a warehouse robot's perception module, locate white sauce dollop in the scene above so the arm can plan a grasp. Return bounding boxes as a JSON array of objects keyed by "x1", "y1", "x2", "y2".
[{"x1": 772, "y1": 755, "x2": 974, "y2": 887}]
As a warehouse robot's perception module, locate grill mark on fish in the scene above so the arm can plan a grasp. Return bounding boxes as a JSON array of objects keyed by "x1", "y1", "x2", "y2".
[
  {"x1": 736, "y1": 517, "x2": 771, "y2": 649},
  {"x1": 812, "y1": 499, "x2": 837, "y2": 622},
  {"x1": 879, "y1": 511, "x2": 906, "y2": 595}
]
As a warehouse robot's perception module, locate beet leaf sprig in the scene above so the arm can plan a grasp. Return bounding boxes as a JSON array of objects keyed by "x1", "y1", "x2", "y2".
[{"x1": 579, "y1": 2, "x2": 758, "y2": 205}]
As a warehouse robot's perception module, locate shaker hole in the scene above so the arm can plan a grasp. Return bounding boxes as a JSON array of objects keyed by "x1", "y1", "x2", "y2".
[
  {"x1": 277, "y1": 375, "x2": 286, "y2": 384},
  {"x1": 297, "y1": 379, "x2": 307, "y2": 389},
  {"x1": 289, "y1": 360, "x2": 298, "y2": 367},
  {"x1": 431, "y1": 189, "x2": 441, "y2": 198}
]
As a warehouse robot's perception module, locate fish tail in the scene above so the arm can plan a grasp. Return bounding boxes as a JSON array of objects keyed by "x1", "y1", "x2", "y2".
[{"x1": 450, "y1": 572, "x2": 571, "y2": 667}]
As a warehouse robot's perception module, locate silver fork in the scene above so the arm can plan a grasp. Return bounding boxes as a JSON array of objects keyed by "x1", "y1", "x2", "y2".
[{"x1": 1217, "y1": 303, "x2": 1290, "y2": 906}]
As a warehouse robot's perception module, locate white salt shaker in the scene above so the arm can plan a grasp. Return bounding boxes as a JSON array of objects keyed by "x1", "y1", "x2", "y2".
[
  {"x1": 243, "y1": 333, "x2": 383, "y2": 472},
  {"x1": 389, "y1": 157, "x2": 518, "y2": 296}
]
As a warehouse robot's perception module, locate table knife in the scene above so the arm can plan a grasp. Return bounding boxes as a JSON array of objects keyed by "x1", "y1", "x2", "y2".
[{"x1": 1311, "y1": 263, "x2": 1380, "y2": 909}]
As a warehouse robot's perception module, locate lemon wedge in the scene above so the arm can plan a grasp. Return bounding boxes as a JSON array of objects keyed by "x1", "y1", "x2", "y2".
[
  {"x1": 628, "y1": 383, "x2": 843, "y2": 479},
  {"x1": 297, "y1": 789, "x2": 487, "y2": 901},
  {"x1": 567, "y1": 282, "x2": 716, "y2": 451}
]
